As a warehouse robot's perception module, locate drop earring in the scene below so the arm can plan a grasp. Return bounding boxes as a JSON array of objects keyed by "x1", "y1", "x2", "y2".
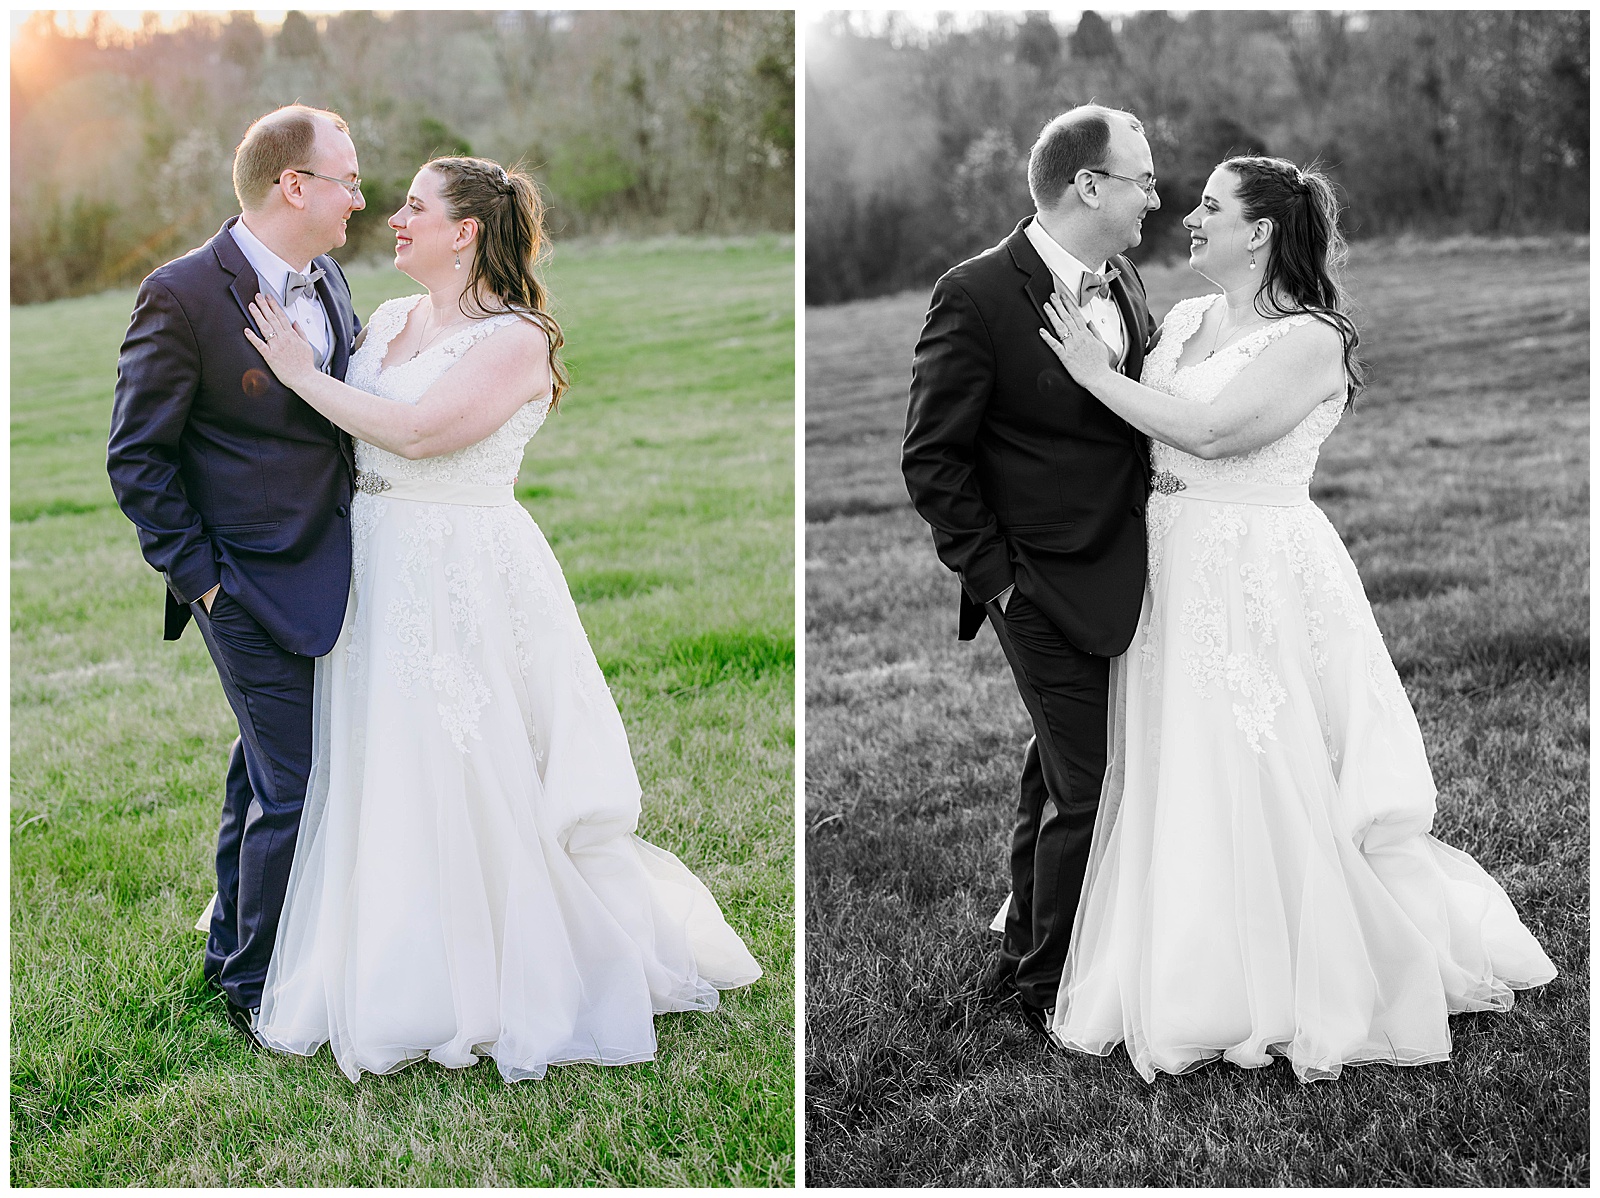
[
  {"x1": 1249, "y1": 251, "x2": 1257, "y2": 271},
  {"x1": 454, "y1": 251, "x2": 461, "y2": 271}
]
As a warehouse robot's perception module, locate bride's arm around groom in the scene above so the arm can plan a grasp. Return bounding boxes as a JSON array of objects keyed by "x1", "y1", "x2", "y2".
[{"x1": 245, "y1": 289, "x2": 549, "y2": 458}]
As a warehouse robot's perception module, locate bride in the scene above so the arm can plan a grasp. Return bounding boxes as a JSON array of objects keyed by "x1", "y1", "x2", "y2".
[
  {"x1": 242, "y1": 155, "x2": 760, "y2": 1082},
  {"x1": 1037, "y1": 155, "x2": 1554, "y2": 1082}
]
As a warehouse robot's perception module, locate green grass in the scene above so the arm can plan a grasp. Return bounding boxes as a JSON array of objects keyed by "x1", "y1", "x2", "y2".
[
  {"x1": 11, "y1": 237, "x2": 796, "y2": 1186},
  {"x1": 803, "y1": 238, "x2": 1588, "y2": 1186}
]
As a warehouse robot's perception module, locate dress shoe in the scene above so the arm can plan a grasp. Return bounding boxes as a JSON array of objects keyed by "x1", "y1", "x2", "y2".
[
  {"x1": 1016, "y1": 994, "x2": 1055, "y2": 1038},
  {"x1": 222, "y1": 994, "x2": 263, "y2": 1051},
  {"x1": 980, "y1": 957, "x2": 1020, "y2": 1003}
]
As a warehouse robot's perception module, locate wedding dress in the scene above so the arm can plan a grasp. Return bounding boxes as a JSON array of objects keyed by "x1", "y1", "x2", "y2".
[
  {"x1": 254, "y1": 294, "x2": 761, "y2": 1082},
  {"x1": 1049, "y1": 294, "x2": 1555, "y2": 1082}
]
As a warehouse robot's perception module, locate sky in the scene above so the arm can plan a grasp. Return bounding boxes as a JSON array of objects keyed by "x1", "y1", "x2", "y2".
[
  {"x1": 10, "y1": 10, "x2": 342, "y2": 39},
  {"x1": 804, "y1": 10, "x2": 1089, "y2": 34}
]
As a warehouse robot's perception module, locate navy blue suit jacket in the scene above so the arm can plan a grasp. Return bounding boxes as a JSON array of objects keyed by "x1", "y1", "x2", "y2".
[
  {"x1": 903, "y1": 218, "x2": 1155, "y2": 656},
  {"x1": 107, "y1": 217, "x2": 361, "y2": 657}
]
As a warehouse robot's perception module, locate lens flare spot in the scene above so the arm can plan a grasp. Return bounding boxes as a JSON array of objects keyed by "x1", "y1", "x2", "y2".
[{"x1": 242, "y1": 368, "x2": 271, "y2": 398}]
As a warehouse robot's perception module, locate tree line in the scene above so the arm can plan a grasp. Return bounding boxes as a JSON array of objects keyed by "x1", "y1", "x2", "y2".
[
  {"x1": 806, "y1": 10, "x2": 1587, "y2": 304},
  {"x1": 11, "y1": 9, "x2": 795, "y2": 304}
]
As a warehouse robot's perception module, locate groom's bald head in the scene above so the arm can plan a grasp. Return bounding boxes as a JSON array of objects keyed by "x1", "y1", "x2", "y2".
[{"x1": 1028, "y1": 105, "x2": 1143, "y2": 212}]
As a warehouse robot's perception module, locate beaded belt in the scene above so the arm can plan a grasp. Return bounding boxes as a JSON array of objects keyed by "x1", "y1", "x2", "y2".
[
  {"x1": 1150, "y1": 470, "x2": 1309, "y2": 507},
  {"x1": 354, "y1": 471, "x2": 516, "y2": 507}
]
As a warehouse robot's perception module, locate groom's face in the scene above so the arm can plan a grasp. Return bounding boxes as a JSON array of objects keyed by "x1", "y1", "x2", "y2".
[
  {"x1": 1098, "y1": 119, "x2": 1160, "y2": 254},
  {"x1": 298, "y1": 122, "x2": 365, "y2": 255}
]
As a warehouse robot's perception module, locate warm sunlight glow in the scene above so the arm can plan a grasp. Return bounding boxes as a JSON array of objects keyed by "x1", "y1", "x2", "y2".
[{"x1": 9, "y1": 10, "x2": 348, "y2": 42}]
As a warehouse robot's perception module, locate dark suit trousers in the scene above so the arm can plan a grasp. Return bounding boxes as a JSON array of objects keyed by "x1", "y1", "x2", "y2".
[
  {"x1": 987, "y1": 590, "x2": 1110, "y2": 1009},
  {"x1": 191, "y1": 591, "x2": 315, "y2": 1010}
]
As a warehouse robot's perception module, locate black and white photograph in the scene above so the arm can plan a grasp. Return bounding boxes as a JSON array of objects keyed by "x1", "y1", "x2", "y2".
[{"x1": 804, "y1": 9, "x2": 1587, "y2": 1186}]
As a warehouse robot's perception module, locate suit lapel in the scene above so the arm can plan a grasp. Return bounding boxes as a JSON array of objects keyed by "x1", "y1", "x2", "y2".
[
  {"x1": 1018, "y1": 225, "x2": 1139, "y2": 376},
  {"x1": 1006, "y1": 218, "x2": 1059, "y2": 330},
  {"x1": 1107, "y1": 256, "x2": 1145, "y2": 381},
  {"x1": 312, "y1": 257, "x2": 353, "y2": 381},
  {"x1": 1012, "y1": 221, "x2": 1149, "y2": 470},
  {"x1": 213, "y1": 217, "x2": 264, "y2": 331},
  {"x1": 213, "y1": 218, "x2": 353, "y2": 473},
  {"x1": 311, "y1": 258, "x2": 359, "y2": 479},
  {"x1": 216, "y1": 218, "x2": 350, "y2": 378},
  {"x1": 1105, "y1": 259, "x2": 1153, "y2": 472}
]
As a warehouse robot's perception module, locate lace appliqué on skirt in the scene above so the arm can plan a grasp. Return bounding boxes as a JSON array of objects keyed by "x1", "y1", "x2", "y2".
[
  {"x1": 1052, "y1": 291, "x2": 1556, "y2": 1085},
  {"x1": 255, "y1": 294, "x2": 762, "y2": 1085}
]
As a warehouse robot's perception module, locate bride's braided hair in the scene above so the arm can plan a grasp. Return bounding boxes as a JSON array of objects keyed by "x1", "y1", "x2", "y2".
[
  {"x1": 1223, "y1": 155, "x2": 1364, "y2": 406},
  {"x1": 427, "y1": 156, "x2": 569, "y2": 408}
]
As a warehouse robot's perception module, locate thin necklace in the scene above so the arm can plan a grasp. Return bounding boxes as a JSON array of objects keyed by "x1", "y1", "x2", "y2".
[
  {"x1": 407, "y1": 299, "x2": 475, "y2": 361},
  {"x1": 1204, "y1": 298, "x2": 1271, "y2": 360}
]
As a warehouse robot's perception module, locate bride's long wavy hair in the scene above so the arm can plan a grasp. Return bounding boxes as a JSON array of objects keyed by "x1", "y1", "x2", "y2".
[
  {"x1": 1224, "y1": 156, "x2": 1364, "y2": 407},
  {"x1": 427, "y1": 155, "x2": 569, "y2": 409}
]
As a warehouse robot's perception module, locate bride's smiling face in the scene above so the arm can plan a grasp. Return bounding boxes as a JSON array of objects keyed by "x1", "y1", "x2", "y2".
[
  {"x1": 1184, "y1": 167, "x2": 1265, "y2": 283},
  {"x1": 389, "y1": 168, "x2": 470, "y2": 279}
]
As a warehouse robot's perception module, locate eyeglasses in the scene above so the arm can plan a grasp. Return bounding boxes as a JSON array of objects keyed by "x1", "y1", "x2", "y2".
[
  {"x1": 283, "y1": 168, "x2": 363, "y2": 200},
  {"x1": 1085, "y1": 169, "x2": 1158, "y2": 201}
]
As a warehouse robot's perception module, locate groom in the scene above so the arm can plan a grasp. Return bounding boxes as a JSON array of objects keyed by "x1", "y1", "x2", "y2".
[
  {"x1": 107, "y1": 105, "x2": 364, "y2": 1044},
  {"x1": 902, "y1": 105, "x2": 1158, "y2": 1033}
]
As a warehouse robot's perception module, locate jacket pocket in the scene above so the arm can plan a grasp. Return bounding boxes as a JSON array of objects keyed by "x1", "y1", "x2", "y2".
[
  {"x1": 1008, "y1": 520, "x2": 1095, "y2": 557},
  {"x1": 209, "y1": 521, "x2": 280, "y2": 535},
  {"x1": 1004, "y1": 520, "x2": 1078, "y2": 535}
]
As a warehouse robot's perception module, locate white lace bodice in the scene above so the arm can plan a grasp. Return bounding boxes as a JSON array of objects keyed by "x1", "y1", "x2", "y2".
[
  {"x1": 344, "y1": 294, "x2": 551, "y2": 485},
  {"x1": 1141, "y1": 295, "x2": 1344, "y2": 486}
]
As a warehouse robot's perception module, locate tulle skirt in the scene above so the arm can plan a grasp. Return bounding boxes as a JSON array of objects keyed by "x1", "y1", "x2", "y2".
[
  {"x1": 255, "y1": 493, "x2": 761, "y2": 1082},
  {"x1": 1050, "y1": 493, "x2": 1555, "y2": 1082}
]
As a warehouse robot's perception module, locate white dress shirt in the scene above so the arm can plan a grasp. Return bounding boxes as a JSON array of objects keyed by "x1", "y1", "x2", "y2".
[
  {"x1": 1024, "y1": 217, "x2": 1126, "y2": 367},
  {"x1": 231, "y1": 217, "x2": 333, "y2": 369}
]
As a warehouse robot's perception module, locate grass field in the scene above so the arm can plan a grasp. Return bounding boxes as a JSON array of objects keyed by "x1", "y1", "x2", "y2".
[
  {"x1": 12, "y1": 238, "x2": 795, "y2": 1186},
  {"x1": 803, "y1": 239, "x2": 1588, "y2": 1186}
]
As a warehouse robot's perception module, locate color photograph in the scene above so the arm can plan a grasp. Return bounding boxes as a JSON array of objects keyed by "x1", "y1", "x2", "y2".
[
  {"x1": 12, "y1": 10, "x2": 795, "y2": 1186},
  {"x1": 804, "y1": 10, "x2": 1586, "y2": 1187}
]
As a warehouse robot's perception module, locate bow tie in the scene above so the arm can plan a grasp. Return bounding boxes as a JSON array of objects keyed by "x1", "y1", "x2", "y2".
[
  {"x1": 284, "y1": 267, "x2": 325, "y2": 306},
  {"x1": 1078, "y1": 268, "x2": 1120, "y2": 305}
]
